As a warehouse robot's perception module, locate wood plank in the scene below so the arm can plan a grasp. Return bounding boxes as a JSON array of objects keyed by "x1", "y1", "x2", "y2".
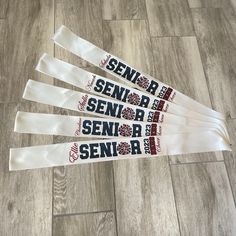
[
  {"x1": 0, "y1": 102, "x2": 53, "y2": 236},
  {"x1": 0, "y1": 0, "x2": 8, "y2": 18},
  {"x1": 55, "y1": 0, "x2": 103, "y2": 68},
  {"x1": 169, "y1": 152, "x2": 223, "y2": 164},
  {"x1": 0, "y1": 0, "x2": 54, "y2": 234},
  {"x1": 171, "y1": 162, "x2": 236, "y2": 235},
  {"x1": 114, "y1": 158, "x2": 180, "y2": 235},
  {"x1": 224, "y1": 118, "x2": 236, "y2": 204},
  {"x1": 53, "y1": 212, "x2": 116, "y2": 236},
  {"x1": 54, "y1": 0, "x2": 115, "y2": 215},
  {"x1": 0, "y1": 20, "x2": 5, "y2": 90},
  {"x1": 53, "y1": 162, "x2": 114, "y2": 215},
  {"x1": 0, "y1": 0, "x2": 54, "y2": 102},
  {"x1": 188, "y1": 0, "x2": 236, "y2": 8},
  {"x1": 103, "y1": 20, "x2": 180, "y2": 236},
  {"x1": 151, "y1": 36, "x2": 223, "y2": 164},
  {"x1": 146, "y1": 0, "x2": 194, "y2": 36},
  {"x1": 102, "y1": 0, "x2": 146, "y2": 20},
  {"x1": 192, "y1": 8, "x2": 236, "y2": 118}
]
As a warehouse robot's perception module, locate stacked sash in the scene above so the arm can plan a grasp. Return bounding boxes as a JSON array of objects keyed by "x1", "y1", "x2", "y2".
[{"x1": 9, "y1": 26, "x2": 231, "y2": 171}]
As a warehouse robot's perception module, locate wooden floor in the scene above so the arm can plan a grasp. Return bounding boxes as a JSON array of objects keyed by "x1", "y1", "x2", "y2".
[{"x1": 0, "y1": 0, "x2": 236, "y2": 235}]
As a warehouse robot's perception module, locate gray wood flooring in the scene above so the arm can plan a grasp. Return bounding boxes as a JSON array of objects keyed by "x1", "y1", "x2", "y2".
[{"x1": 0, "y1": 0, "x2": 235, "y2": 235}]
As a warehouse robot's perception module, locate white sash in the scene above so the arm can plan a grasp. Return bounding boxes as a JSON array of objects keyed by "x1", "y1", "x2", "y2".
[
  {"x1": 10, "y1": 131, "x2": 231, "y2": 170},
  {"x1": 15, "y1": 111, "x2": 215, "y2": 138}
]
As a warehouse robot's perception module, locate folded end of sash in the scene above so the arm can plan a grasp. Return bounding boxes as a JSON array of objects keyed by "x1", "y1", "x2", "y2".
[
  {"x1": 14, "y1": 111, "x2": 21, "y2": 133},
  {"x1": 9, "y1": 148, "x2": 32, "y2": 171},
  {"x1": 9, "y1": 148, "x2": 19, "y2": 171},
  {"x1": 9, "y1": 148, "x2": 31, "y2": 171},
  {"x1": 53, "y1": 25, "x2": 67, "y2": 40},
  {"x1": 22, "y1": 80, "x2": 46, "y2": 102},
  {"x1": 22, "y1": 80, "x2": 32, "y2": 100},
  {"x1": 9, "y1": 147, "x2": 52, "y2": 171},
  {"x1": 53, "y1": 25, "x2": 74, "y2": 49},
  {"x1": 35, "y1": 53, "x2": 50, "y2": 72},
  {"x1": 218, "y1": 132, "x2": 232, "y2": 152}
]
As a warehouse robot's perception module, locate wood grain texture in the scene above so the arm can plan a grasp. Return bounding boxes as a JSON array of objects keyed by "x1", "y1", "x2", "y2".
[
  {"x1": 171, "y1": 162, "x2": 236, "y2": 235},
  {"x1": 146, "y1": 0, "x2": 194, "y2": 36},
  {"x1": 224, "y1": 119, "x2": 236, "y2": 204},
  {"x1": 53, "y1": 212, "x2": 116, "y2": 236},
  {"x1": 0, "y1": 0, "x2": 54, "y2": 235},
  {"x1": 102, "y1": 0, "x2": 146, "y2": 20},
  {"x1": 0, "y1": 0, "x2": 8, "y2": 18},
  {"x1": 53, "y1": 162, "x2": 114, "y2": 215},
  {"x1": 0, "y1": 0, "x2": 54, "y2": 102},
  {"x1": 188, "y1": 0, "x2": 236, "y2": 8},
  {"x1": 103, "y1": 20, "x2": 179, "y2": 236},
  {"x1": 192, "y1": 8, "x2": 236, "y2": 118},
  {"x1": 0, "y1": 20, "x2": 5, "y2": 89},
  {"x1": 151, "y1": 36, "x2": 223, "y2": 164},
  {"x1": 0, "y1": 0, "x2": 53, "y2": 236},
  {"x1": 0, "y1": 102, "x2": 53, "y2": 236},
  {"x1": 114, "y1": 158, "x2": 180, "y2": 236},
  {"x1": 55, "y1": 0, "x2": 103, "y2": 68}
]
